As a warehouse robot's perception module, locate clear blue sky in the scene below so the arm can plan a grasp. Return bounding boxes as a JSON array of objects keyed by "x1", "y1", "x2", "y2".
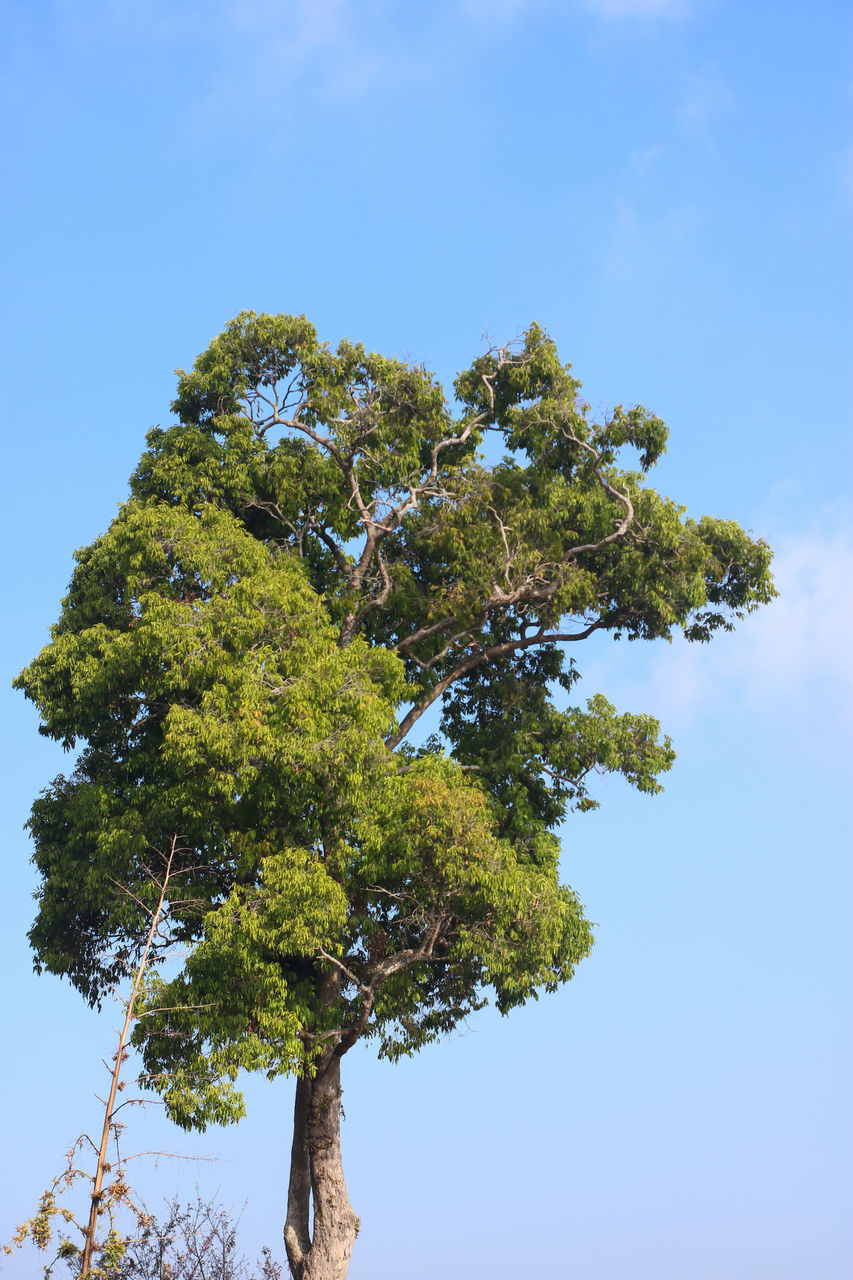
[{"x1": 2, "y1": 2, "x2": 851, "y2": 1276}]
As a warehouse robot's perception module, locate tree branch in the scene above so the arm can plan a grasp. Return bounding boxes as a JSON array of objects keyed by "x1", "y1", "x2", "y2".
[{"x1": 387, "y1": 620, "x2": 612, "y2": 749}]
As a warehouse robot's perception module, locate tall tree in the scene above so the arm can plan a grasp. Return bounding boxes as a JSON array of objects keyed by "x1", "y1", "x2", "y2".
[{"x1": 16, "y1": 315, "x2": 775, "y2": 1279}]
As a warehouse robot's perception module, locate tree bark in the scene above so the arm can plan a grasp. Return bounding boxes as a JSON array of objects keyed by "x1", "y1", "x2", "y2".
[
  {"x1": 284, "y1": 1074, "x2": 313, "y2": 1274},
  {"x1": 284, "y1": 1056, "x2": 359, "y2": 1280}
]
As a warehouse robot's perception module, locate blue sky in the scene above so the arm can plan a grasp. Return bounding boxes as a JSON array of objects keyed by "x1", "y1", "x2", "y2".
[{"x1": 1, "y1": 1, "x2": 851, "y2": 1276}]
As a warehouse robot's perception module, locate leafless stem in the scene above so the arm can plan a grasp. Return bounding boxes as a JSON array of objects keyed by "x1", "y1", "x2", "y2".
[
  {"x1": 79, "y1": 836, "x2": 179, "y2": 1279},
  {"x1": 387, "y1": 619, "x2": 612, "y2": 749}
]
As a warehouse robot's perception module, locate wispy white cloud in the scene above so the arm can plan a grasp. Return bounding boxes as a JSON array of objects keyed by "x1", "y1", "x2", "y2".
[
  {"x1": 68, "y1": 0, "x2": 386, "y2": 107},
  {"x1": 599, "y1": 194, "x2": 705, "y2": 292},
  {"x1": 461, "y1": 0, "x2": 536, "y2": 18},
  {"x1": 729, "y1": 523, "x2": 853, "y2": 710},
  {"x1": 202, "y1": 0, "x2": 385, "y2": 102},
  {"x1": 581, "y1": 511, "x2": 853, "y2": 744},
  {"x1": 55, "y1": 0, "x2": 698, "y2": 135},
  {"x1": 838, "y1": 143, "x2": 853, "y2": 207},
  {"x1": 592, "y1": 62, "x2": 735, "y2": 304},
  {"x1": 113, "y1": 0, "x2": 394, "y2": 143},
  {"x1": 628, "y1": 144, "x2": 667, "y2": 178},
  {"x1": 578, "y1": 0, "x2": 688, "y2": 17},
  {"x1": 677, "y1": 63, "x2": 735, "y2": 143},
  {"x1": 463, "y1": 0, "x2": 688, "y2": 18}
]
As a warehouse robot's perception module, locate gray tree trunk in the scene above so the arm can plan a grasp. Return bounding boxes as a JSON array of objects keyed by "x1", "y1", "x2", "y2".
[{"x1": 284, "y1": 1057, "x2": 359, "y2": 1280}]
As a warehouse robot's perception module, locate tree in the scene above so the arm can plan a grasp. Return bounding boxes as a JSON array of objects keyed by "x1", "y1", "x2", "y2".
[
  {"x1": 11, "y1": 1186, "x2": 282, "y2": 1280},
  {"x1": 15, "y1": 314, "x2": 776, "y2": 1280},
  {"x1": 4, "y1": 838, "x2": 242, "y2": 1280},
  {"x1": 86, "y1": 1194, "x2": 283, "y2": 1280}
]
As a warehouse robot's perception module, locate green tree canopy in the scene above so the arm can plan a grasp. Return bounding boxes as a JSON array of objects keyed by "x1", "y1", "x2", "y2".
[{"x1": 15, "y1": 315, "x2": 775, "y2": 1280}]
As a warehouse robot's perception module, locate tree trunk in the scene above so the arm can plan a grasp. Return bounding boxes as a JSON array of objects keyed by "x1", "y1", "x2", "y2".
[{"x1": 284, "y1": 1055, "x2": 359, "y2": 1280}]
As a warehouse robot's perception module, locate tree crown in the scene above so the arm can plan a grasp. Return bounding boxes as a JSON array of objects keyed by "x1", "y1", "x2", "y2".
[{"x1": 15, "y1": 315, "x2": 775, "y2": 1128}]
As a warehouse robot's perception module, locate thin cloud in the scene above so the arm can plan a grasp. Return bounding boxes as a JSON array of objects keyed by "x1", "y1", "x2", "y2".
[
  {"x1": 629, "y1": 144, "x2": 667, "y2": 178},
  {"x1": 678, "y1": 63, "x2": 735, "y2": 143},
  {"x1": 80, "y1": 0, "x2": 386, "y2": 104},
  {"x1": 207, "y1": 0, "x2": 384, "y2": 98},
  {"x1": 578, "y1": 0, "x2": 688, "y2": 16},
  {"x1": 461, "y1": 0, "x2": 538, "y2": 18},
  {"x1": 727, "y1": 523, "x2": 853, "y2": 712},
  {"x1": 144, "y1": 0, "x2": 391, "y2": 136},
  {"x1": 463, "y1": 0, "x2": 688, "y2": 18},
  {"x1": 580, "y1": 512, "x2": 853, "y2": 744},
  {"x1": 838, "y1": 143, "x2": 853, "y2": 207}
]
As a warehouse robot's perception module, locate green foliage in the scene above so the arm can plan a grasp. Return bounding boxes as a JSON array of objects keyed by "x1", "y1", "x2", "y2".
[
  {"x1": 15, "y1": 315, "x2": 776, "y2": 1130},
  {"x1": 15, "y1": 503, "x2": 401, "y2": 1007},
  {"x1": 6, "y1": 1185, "x2": 282, "y2": 1280},
  {"x1": 4, "y1": 1168, "x2": 133, "y2": 1279}
]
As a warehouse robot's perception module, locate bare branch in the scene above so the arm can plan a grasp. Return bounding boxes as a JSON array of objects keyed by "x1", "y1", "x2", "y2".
[
  {"x1": 80, "y1": 835, "x2": 180, "y2": 1279},
  {"x1": 317, "y1": 950, "x2": 369, "y2": 996},
  {"x1": 387, "y1": 619, "x2": 613, "y2": 749}
]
